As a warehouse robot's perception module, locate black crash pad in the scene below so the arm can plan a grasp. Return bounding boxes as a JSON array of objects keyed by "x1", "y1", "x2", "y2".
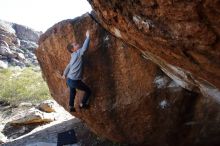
[{"x1": 57, "y1": 129, "x2": 77, "y2": 146}]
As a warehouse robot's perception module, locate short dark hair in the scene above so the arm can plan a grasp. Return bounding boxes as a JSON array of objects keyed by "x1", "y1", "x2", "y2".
[{"x1": 66, "y1": 43, "x2": 73, "y2": 53}]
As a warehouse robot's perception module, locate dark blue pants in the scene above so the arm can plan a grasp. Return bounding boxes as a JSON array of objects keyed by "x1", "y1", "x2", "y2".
[{"x1": 66, "y1": 78, "x2": 91, "y2": 107}]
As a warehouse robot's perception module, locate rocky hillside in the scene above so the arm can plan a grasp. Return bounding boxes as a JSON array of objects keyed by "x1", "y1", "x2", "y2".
[
  {"x1": 35, "y1": 1, "x2": 220, "y2": 146},
  {"x1": 0, "y1": 20, "x2": 41, "y2": 68}
]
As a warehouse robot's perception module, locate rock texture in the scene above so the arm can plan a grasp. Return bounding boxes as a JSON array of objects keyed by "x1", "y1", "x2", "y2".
[
  {"x1": 35, "y1": 14, "x2": 220, "y2": 146},
  {"x1": 37, "y1": 100, "x2": 57, "y2": 113},
  {"x1": 8, "y1": 109, "x2": 54, "y2": 125},
  {"x1": 88, "y1": 0, "x2": 220, "y2": 102},
  {"x1": 0, "y1": 132, "x2": 7, "y2": 144},
  {"x1": 1, "y1": 100, "x2": 123, "y2": 146},
  {"x1": 0, "y1": 100, "x2": 72, "y2": 141},
  {"x1": 0, "y1": 20, "x2": 41, "y2": 68}
]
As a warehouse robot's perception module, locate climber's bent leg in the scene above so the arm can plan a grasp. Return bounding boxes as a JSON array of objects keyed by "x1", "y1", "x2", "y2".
[
  {"x1": 67, "y1": 79, "x2": 77, "y2": 112},
  {"x1": 76, "y1": 80, "x2": 91, "y2": 107}
]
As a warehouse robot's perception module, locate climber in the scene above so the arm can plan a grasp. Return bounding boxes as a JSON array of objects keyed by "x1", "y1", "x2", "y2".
[{"x1": 62, "y1": 30, "x2": 91, "y2": 112}]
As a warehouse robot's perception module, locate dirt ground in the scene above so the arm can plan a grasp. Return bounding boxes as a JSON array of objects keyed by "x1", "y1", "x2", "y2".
[{"x1": 0, "y1": 100, "x2": 126, "y2": 146}]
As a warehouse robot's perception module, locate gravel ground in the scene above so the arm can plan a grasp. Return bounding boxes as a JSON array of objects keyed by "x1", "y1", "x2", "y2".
[{"x1": 0, "y1": 100, "x2": 126, "y2": 146}]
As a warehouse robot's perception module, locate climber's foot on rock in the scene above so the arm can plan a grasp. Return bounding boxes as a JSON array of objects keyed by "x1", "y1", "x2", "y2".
[
  {"x1": 79, "y1": 103, "x2": 90, "y2": 109},
  {"x1": 69, "y1": 106, "x2": 76, "y2": 112}
]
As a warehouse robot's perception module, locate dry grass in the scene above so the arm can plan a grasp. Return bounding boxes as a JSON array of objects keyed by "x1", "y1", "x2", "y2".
[{"x1": 0, "y1": 67, "x2": 51, "y2": 105}]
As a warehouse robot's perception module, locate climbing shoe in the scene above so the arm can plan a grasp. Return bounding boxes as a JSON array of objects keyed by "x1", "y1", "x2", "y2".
[
  {"x1": 69, "y1": 106, "x2": 76, "y2": 112},
  {"x1": 79, "y1": 103, "x2": 89, "y2": 109}
]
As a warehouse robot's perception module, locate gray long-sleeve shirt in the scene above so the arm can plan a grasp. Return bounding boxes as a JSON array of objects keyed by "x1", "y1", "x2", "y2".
[{"x1": 63, "y1": 36, "x2": 90, "y2": 80}]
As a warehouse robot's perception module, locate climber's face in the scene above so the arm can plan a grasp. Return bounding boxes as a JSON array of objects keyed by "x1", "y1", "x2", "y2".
[{"x1": 72, "y1": 42, "x2": 80, "y2": 52}]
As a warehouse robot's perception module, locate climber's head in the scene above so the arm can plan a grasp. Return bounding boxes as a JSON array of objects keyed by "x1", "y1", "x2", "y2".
[{"x1": 66, "y1": 42, "x2": 80, "y2": 53}]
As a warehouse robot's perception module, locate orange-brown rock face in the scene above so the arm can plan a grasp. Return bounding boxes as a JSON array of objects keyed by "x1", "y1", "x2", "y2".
[
  {"x1": 35, "y1": 14, "x2": 220, "y2": 146},
  {"x1": 88, "y1": 0, "x2": 220, "y2": 101}
]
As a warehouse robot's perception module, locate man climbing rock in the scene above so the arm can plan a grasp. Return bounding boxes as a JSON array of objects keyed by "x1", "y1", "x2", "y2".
[{"x1": 62, "y1": 30, "x2": 91, "y2": 112}]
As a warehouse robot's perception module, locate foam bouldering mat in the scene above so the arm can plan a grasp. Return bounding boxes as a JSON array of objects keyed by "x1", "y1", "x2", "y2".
[{"x1": 57, "y1": 129, "x2": 77, "y2": 146}]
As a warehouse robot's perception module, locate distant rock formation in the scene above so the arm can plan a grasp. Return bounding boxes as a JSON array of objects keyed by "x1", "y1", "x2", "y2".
[
  {"x1": 35, "y1": 13, "x2": 220, "y2": 146},
  {"x1": 0, "y1": 20, "x2": 42, "y2": 68}
]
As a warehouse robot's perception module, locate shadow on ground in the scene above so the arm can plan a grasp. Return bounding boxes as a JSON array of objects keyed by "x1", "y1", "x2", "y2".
[{"x1": 2, "y1": 117, "x2": 127, "y2": 146}]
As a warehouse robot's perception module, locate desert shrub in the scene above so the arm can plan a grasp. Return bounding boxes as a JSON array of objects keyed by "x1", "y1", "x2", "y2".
[{"x1": 0, "y1": 67, "x2": 51, "y2": 105}]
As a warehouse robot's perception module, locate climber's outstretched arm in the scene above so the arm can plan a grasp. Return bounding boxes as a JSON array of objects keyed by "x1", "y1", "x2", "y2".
[{"x1": 79, "y1": 30, "x2": 90, "y2": 56}]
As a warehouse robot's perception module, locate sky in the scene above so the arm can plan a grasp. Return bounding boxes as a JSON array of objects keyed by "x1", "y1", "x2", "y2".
[{"x1": 0, "y1": 0, "x2": 92, "y2": 32}]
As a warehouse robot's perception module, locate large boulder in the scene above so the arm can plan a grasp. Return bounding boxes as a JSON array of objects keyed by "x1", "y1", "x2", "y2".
[
  {"x1": 87, "y1": 0, "x2": 220, "y2": 101},
  {"x1": 35, "y1": 14, "x2": 220, "y2": 146}
]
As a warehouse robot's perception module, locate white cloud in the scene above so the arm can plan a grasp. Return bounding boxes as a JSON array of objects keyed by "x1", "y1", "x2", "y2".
[{"x1": 0, "y1": 0, "x2": 92, "y2": 32}]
